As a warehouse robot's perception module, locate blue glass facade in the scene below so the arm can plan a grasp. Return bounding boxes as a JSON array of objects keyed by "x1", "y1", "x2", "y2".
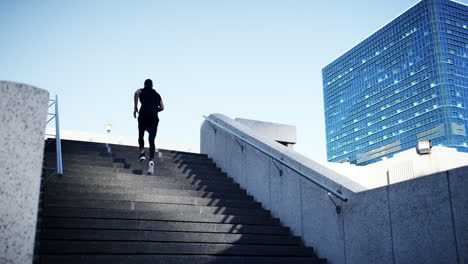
[{"x1": 323, "y1": 0, "x2": 468, "y2": 165}]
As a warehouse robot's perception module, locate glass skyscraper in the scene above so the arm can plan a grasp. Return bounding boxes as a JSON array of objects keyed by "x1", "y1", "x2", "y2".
[{"x1": 323, "y1": 0, "x2": 467, "y2": 165}]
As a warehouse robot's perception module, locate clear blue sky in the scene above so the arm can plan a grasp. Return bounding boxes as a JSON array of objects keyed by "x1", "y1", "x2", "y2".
[{"x1": 2, "y1": 0, "x2": 466, "y2": 161}]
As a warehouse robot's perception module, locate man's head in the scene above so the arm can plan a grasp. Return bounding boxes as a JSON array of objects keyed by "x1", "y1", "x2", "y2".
[{"x1": 144, "y1": 79, "x2": 153, "y2": 89}]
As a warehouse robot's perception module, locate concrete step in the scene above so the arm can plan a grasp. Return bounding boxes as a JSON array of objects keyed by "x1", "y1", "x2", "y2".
[
  {"x1": 173, "y1": 172, "x2": 233, "y2": 183},
  {"x1": 45, "y1": 179, "x2": 245, "y2": 194},
  {"x1": 109, "y1": 144, "x2": 205, "y2": 157},
  {"x1": 44, "y1": 185, "x2": 253, "y2": 201},
  {"x1": 108, "y1": 143, "x2": 205, "y2": 153},
  {"x1": 48, "y1": 172, "x2": 177, "y2": 184},
  {"x1": 44, "y1": 182, "x2": 248, "y2": 199},
  {"x1": 47, "y1": 149, "x2": 206, "y2": 162},
  {"x1": 44, "y1": 192, "x2": 262, "y2": 209},
  {"x1": 47, "y1": 139, "x2": 206, "y2": 155},
  {"x1": 42, "y1": 207, "x2": 280, "y2": 225},
  {"x1": 45, "y1": 156, "x2": 217, "y2": 173},
  {"x1": 45, "y1": 153, "x2": 215, "y2": 169},
  {"x1": 39, "y1": 255, "x2": 326, "y2": 264},
  {"x1": 59, "y1": 163, "x2": 220, "y2": 176},
  {"x1": 60, "y1": 163, "x2": 223, "y2": 178},
  {"x1": 60, "y1": 167, "x2": 233, "y2": 183},
  {"x1": 40, "y1": 228, "x2": 301, "y2": 245},
  {"x1": 45, "y1": 152, "x2": 221, "y2": 171},
  {"x1": 47, "y1": 144, "x2": 208, "y2": 161},
  {"x1": 108, "y1": 151, "x2": 214, "y2": 164},
  {"x1": 63, "y1": 166, "x2": 233, "y2": 183},
  {"x1": 39, "y1": 241, "x2": 315, "y2": 257},
  {"x1": 46, "y1": 152, "x2": 212, "y2": 169},
  {"x1": 43, "y1": 199, "x2": 270, "y2": 217},
  {"x1": 52, "y1": 171, "x2": 236, "y2": 189},
  {"x1": 44, "y1": 183, "x2": 243, "y2": 199},
  {"x1": 41, "y1": 217, "x2": 291, "y2": 235}
]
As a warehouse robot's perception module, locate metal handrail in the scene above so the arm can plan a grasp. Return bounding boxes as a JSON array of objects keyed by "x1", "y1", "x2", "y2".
[{"x1": 203, "y1": 116, "x2": 348, "y2": 202}]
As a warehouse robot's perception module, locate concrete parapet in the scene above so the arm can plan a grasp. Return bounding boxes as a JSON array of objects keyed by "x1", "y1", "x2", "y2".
[
  {"x1": 234, "y1": 118, "x2": 296, "y2": 148},
  {"x1": 0, "y1": 81, "x2": 49, "y2": 264},
  {"x1": 201, "y1": 113, "x2": 468, "y2": 264}
]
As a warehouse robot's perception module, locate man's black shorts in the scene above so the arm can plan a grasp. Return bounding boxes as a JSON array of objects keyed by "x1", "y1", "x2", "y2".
[{"x1": 138, "y1": 115, "x2": 159, "y2": 134}]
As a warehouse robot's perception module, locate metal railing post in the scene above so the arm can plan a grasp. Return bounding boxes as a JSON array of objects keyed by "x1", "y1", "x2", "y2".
[{"x1": 55, "y1": 95, "x2": 63, "y2": 176}]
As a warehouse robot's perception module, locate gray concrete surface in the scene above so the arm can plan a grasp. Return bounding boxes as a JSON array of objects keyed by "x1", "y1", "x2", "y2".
[
  {"x1": 244, "y1": 146, "x2": 271, "y2": 209},
  {"x1": 213, "y1": 126, "x2": 228, "y2": 172},
  {"x1": 201, "y1": 113, "x2": 468, "y2": 264},
  {"x1": 389, "y1": 172, "x2": 457, "y2": 264},
  {"x1": 226, "y1": 134, "x2": 245, "y2": 188},
  {"x1": 0, "y1": 81, "x2": 49, "y2": 264},
  {"x1": 301, "y1": 177, "x2": 345, "y2": 263},
  {"x1": 269, "y1": 165, "x2": 302, "y2": 236},
  {"x1": 342, "y1": 187, "x2": 393, "y2": 264}
]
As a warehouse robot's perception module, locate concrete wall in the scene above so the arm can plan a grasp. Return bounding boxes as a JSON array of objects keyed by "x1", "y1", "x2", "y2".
[
  {"x1": 0, "y1": 81, "x2": 49, "y2": 264},
  {"x1": 201, "y1": 113, "x2": 468, "y2": 264}
]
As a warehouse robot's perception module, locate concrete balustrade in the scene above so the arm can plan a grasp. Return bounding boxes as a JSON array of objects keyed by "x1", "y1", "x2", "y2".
[
  {"x1": 0, "y1": 81, "x2": 49, "y2": 264},
  {"x1": 201, "y1": 113, "x2": 468, "y2": 264}
]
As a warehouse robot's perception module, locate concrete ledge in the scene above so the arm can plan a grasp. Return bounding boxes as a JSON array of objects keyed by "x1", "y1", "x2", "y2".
[
  {"x1": 0, "y1": 81, "x2": 49, "y2": 264},
  {"x1": 235, "y1": 118, "x2": 296, "y2": 147}
]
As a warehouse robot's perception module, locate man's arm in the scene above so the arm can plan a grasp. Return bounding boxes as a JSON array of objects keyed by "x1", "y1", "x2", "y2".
[
  {"x1": 133, "y1": 89, "x2": 142, "y2": 118},
  {"x1": 158, "y1": 99, "x2": 165, "y2": 112}
]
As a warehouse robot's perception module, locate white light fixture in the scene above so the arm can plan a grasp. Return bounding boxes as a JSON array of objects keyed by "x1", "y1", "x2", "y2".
[{"x1": 417, "y1": 140, "x2": 432, "y2": 155}]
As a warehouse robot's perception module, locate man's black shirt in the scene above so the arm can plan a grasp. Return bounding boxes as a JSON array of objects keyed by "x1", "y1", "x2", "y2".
[{"x1": 139, "y1": 87, "x2": 162, "y2": 118}]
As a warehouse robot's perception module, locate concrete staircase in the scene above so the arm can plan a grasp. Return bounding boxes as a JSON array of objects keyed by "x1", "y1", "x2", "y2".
[{"x1": 36, "y1": 140, "x2": 326, "y2": 264}]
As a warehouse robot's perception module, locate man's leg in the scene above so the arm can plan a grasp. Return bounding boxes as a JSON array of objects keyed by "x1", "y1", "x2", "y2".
[
  {"x1": 148, "y1": 119, "x2": 159, "y2": 161},
  {"x1": 146, "y1": 118, "x2": 159, "y2": 175}
]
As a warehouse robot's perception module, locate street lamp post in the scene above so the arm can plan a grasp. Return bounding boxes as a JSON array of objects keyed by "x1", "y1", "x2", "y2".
[{"x1": 105, "y1": 124, "x2": 112, "y2": 153}]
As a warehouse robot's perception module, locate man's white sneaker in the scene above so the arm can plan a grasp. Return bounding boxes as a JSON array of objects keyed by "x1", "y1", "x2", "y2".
[{"x1": 147, "y1": 160, "x2": 154, "y2": 175}]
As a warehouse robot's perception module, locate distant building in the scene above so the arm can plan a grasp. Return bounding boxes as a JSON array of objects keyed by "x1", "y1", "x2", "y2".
[{"x1": 322, "y1": 0, "x2": 468, "y2": 165}]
